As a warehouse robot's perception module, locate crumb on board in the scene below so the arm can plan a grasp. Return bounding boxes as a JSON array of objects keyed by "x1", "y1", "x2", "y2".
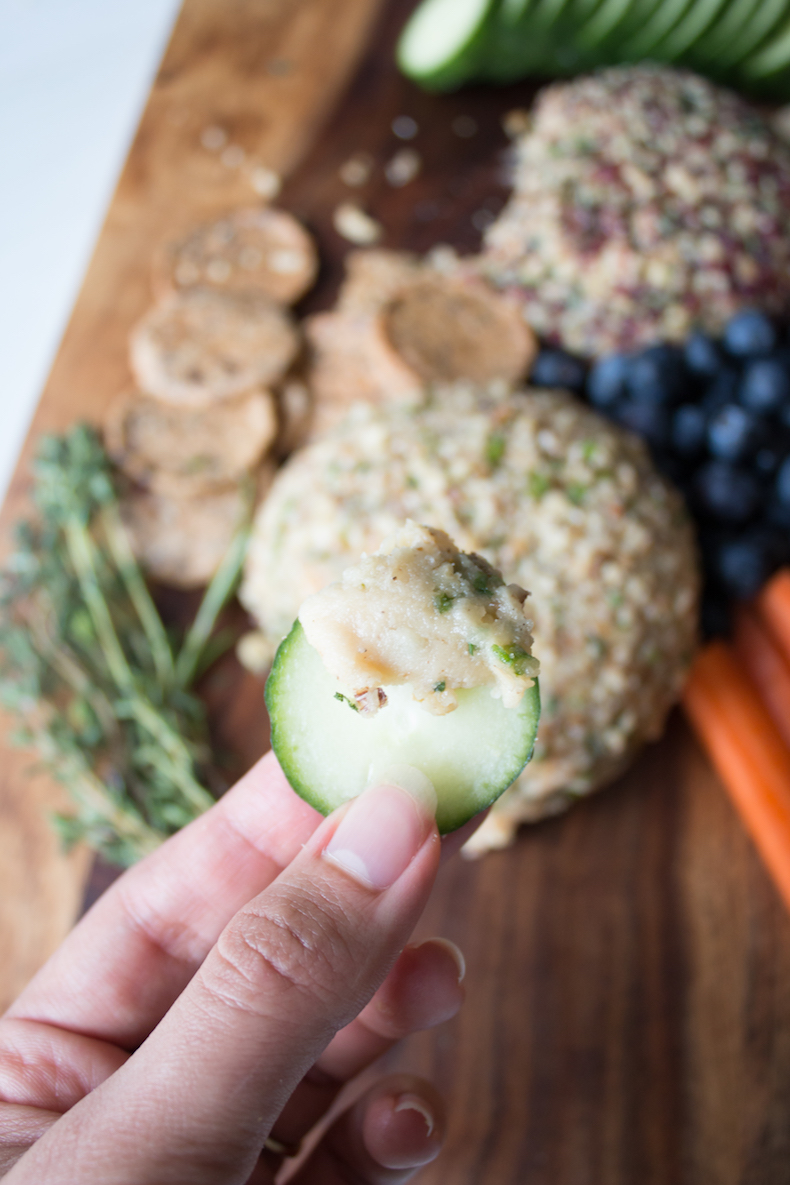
[
  {"x1": 502, "y1": 109, "x2": 531, "y2": 139},
  {"x1": 392, "y1": 115, "x2": 418, "y2": 140},
  {"x1": 201, "y1": 124, "x2": 228, "y2": 151},
  {"x1": 333, "y1": 203, "x2": 383, "y2": 245},
  {"x1": 250, "y1": 166, "x2": 282, "y2": 200},
  {"x1": 385, "y1": 148, "x2": 421, "y2": 188},
  {"x1": 340, "y1": 153, "x2": 374, "y2": 187}
]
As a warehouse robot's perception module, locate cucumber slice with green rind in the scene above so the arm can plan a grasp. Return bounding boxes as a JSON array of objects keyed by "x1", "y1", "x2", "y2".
[
  {"x1": 396, "y1": 0, "x2": 497, "y2": 90},
  {"x1": 618, "y1": 0, "x2": 696, "y2": 59},
  {"x1": 266, "y1": 622, "x2": 541, "y2": 835},
  {"x1": 684, "y1": 0, "x2": 765, "y2": 66},
  {"x1": 739, "y1": 11, "x2": 790, "y2": 80},
  {"x1": 654, "y1": 0, "x2": 731, "y2": 61},
  {"x1": 713, "y1": 0, "x2": 789, "y2": 70}
]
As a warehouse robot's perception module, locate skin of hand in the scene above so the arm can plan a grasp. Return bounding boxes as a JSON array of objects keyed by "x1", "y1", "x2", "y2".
[{"x1": 0, "y1": 751, "x2": 474, "y2": 1185}]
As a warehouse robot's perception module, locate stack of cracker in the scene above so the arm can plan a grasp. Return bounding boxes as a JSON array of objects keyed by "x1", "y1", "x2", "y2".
[
  {"x1": 305, "y1": 248, "x2": 538, "y2": 435},
  {"x1": 106, "y1": 207, "x2": 317, "y2": 587}
]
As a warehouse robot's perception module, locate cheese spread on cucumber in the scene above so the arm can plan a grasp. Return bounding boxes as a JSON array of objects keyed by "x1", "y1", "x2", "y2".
[{"x1": 298, "y1": 522, "x2": 538, "y2": 716}]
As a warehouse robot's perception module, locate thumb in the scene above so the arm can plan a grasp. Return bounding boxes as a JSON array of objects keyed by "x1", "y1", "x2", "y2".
[{"x1": 10, "y1": 780, "x2": 441, "y2": 1185}]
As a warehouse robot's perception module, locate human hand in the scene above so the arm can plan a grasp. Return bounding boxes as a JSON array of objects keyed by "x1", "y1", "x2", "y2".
[{"x1": 0, "y1": 752, "x2": 471, "y2": 1183}]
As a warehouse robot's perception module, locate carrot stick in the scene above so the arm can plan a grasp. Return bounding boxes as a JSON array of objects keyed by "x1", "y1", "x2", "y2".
[
  {"x1": 733, "y1": 604, "x2": 790, "y2": 751},
  {"x1": 756, "y1": 568, "x2": 790, "y2": 670},
  {"x1": 682, "y1": 641, "x2": 790, "y2": 913}
]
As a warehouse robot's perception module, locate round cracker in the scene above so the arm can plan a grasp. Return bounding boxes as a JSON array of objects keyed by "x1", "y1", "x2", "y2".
[
  {"x1": 120, "y1": 486, "x2": 246, "y2": 589},
  {"x1": 105, "y1": 387, "x2": 277, "y2": 498},
  {"x1": 382, "y1": 275, "x2": 537, "y2": 386},
  {"x1": 153, "y1": 207, "x2": 318, "y2": 305},
  {"x1": 129, "y1": 288, "x2": 300, "y2": 406}
]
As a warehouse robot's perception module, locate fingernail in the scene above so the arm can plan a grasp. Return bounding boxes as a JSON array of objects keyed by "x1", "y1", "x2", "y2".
[
  {"x1": 324, "y1": 781, "x2": 435, "y2": 890},
  {"x1": 394, "y1": 1094, "x2": 435, "y2": 1138},
  {"x1": 425, "y1": 937, "x2": 466, "y2": 983}
]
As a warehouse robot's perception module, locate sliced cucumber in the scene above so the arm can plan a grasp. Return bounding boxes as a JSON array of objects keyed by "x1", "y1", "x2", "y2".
[
  {"x1": 653, "y1": 0, "x2": 731, "y2": 62},
  {"x1": 396, "y1": 0, "x2": 498, "y2": 90},
  {"x1": 618, "y1": 0, "x2": 696, "y2": 59},
  {"x1": 714, "y1": 0, "x2": 789, "y2": 70},
  {"x1": 266, "y1": 622, "x2": 541, "y2": 835},
  {"x1": 739, "y1": 9, "x2": 790, "y2": 86},
  {"x1": 684, "y1": 0, "x2": 765, "y2": 67}
]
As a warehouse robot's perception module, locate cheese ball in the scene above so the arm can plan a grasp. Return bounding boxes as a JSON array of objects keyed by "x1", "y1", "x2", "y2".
[
  {"x1": 482, "y1": 65, "x2": 790, "y2": 356},
  {"x1": 241, "y1": 385, "x2": 699, "y2": 846}
]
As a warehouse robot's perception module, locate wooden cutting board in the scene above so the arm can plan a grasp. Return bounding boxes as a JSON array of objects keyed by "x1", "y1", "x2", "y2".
[{"x1": 3, "y1": 2, "x2": 790, "y2": 1181}]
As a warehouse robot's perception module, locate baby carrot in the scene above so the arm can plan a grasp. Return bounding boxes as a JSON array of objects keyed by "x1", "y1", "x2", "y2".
[
  {"x1": 683, "y1": 641, "x2": 790, "y2": 913},
  {"x1": 733, "y1": 604, "x2": 790, "y2": 751},
  {"x1": 756, "y1": 568, "x2": 790, "y2": 670}
]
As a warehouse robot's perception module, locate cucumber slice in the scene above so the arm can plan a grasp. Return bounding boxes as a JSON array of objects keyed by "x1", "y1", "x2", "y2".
[
  {"x1": 653, "y1": 0, "x2": 731, "y2": 62},
  {"x1": 573, "y1": 0, "x2": 639, "y2": 54},
  {"x1": 686, "y1": 0, "x2": 766, "y2": 66},
  {"x1": 618, "y1": 0, "x2": 696, "y2": 59},
  {"x1": 396, "y1": 0, "x2": 498, "y2": 91},
  {"x1": 266, "y1": 622, "x2": 541, "y2": 835},
  {"x1": 714, "y1": 0, "x2": 789, "y2": 70},
  {"x1": 479, "y1": 0, "x2": 570, "y2": 82},
  {"x1": 739, "y1": 10, "x2": 790, "y2": 85}
]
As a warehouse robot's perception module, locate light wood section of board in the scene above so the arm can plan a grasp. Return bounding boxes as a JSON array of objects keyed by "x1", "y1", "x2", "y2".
[{"x1": 0, "y1": 0, "x2": 383, "y2": 1014}]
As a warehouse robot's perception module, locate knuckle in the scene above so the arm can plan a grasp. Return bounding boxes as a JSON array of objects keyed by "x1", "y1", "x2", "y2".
[{"x1": 201, "y1": 886, "x2": 363, "y2": 1021}]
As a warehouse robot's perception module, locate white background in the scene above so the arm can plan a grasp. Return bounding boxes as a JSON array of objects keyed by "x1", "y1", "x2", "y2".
[{"x1": 0, "y1": 0, "x2": 181, "y2": 500}]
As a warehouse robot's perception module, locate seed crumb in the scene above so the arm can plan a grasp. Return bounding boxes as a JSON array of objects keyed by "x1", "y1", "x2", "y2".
[
  {"x1": 392, "y1": 115, "x2": 418, "y2": 140},
  {"x1": 333, "y1": 203, "x2": 383, "y2": 245},
  {"x1": 452, "y1": 115, "x2": 478, "y2": 138},
  {"x1": 250, "y1": 165, "x2": 281, "y2": 200},
  {"x1": 201, "y1": 125, "x2": 228, "y2": 151},
  {"x1": 221, "y1": 144, "x2": 245, "y2": 169},
  {"x1": 339, "y1": 153, "x2": 374, "y2": 187},
  {"x1": 502, "y1": 108, "x2": 531, "y2": 138},
  {"x1": 385, "y1": 148, "x2": 421, "y2": 187}
]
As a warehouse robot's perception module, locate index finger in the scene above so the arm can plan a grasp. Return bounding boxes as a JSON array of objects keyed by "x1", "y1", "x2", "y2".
[{"x1": 7, "y1": 752, "x2": 321, "y2": 1048}]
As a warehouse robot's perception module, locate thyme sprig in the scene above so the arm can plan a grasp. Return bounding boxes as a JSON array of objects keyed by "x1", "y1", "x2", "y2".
[{"x1": 0, "y1": 425, "x2": 250, "y2": 866}]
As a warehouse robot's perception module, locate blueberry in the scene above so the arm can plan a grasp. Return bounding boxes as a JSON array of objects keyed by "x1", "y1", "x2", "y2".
[
  {"x1": 723, "y1": 309, "x2": 776, "y2": 357},
  {"x1": 615, "y1": 401, "x2": 671, "y2": 449},
  {"x1": 626, "y1": 344, "x2": 687, "y2": 406},
  {"x1": 685, "y1": 331, "x2": 722, "y2": 377},
  {"x1": 707, "y1": 404, "x2": 765, "y2": 461},
  {"x1": 755, "y1": 447, "x2": 781, "y2": 475},
  {"x1": 672, "y1": 404, "x2": 707, "y2": 456},
  {"x1": 695, "y1": 461, "x2": 762, "y2": 522},
  {"x1": 530, "y1": 348, "x2": 586, "y2": 390},
  {"x1": 587, "y1": 353, "x2": 629, "y2": 409},
  {"x1": 777, "y1": 455, "x2": 790, "y2": 505},
  {"x1": 739, "y1": 357, "x2": 790, "y2": 413},
  {"x1": 702, "y1": 366, "x2": 740, "y2": 416},
  {"x1": 716, "y1": 536, "x2": 775, "y2": 598}
]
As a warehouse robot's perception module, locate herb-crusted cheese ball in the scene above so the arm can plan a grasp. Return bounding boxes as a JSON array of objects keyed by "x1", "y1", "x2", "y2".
[
  {"x1": 241, "y1": 385, "x2": 699, "y2": 845},
  {"x1": 482, "y1": 66, "x2": 790, "y2": 356}
]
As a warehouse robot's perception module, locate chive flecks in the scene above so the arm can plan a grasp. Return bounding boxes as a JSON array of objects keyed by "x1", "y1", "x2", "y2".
[
  {"x1": 528, "y1": 471, "x2": 550, "y2": 499},
  {"x1": 486, "y1": 432, "x2": 506, "y2": 468},
  {"x1": 334, "y1": 691, "x2": 360, "y2": 711},
  {"x1": 492, "y1": 643, "x2": 533, "y2": 676},
  {"x1": 468, "y1": 642, "x2": 478, "y2": 655},
  {"x1": 434, "y1": 591, "x2": 455, "y2": 613},
  {"x1": 434, "y1": 681, "x2": 446, "y2": 693}
]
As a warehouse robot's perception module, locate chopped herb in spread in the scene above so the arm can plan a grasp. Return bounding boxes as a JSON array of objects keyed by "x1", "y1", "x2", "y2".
[{"x1": 334, "y1": 691, "x2": 359, "y2": 711}]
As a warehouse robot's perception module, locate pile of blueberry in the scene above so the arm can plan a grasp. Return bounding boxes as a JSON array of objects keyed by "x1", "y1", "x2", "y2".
[{"x1": 530, "y1": 310, "x2": 790, "y2": 636}]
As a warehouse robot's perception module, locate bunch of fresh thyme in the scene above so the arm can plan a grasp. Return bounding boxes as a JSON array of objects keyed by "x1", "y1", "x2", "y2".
[{"x1": 0, "y1": 425, "x2": 251, "y2": 866}]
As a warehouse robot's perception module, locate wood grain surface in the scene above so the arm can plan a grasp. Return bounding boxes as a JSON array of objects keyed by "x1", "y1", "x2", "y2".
[{"x1": 4, "y1": 1, "x2": 790, "y2": 1182}]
